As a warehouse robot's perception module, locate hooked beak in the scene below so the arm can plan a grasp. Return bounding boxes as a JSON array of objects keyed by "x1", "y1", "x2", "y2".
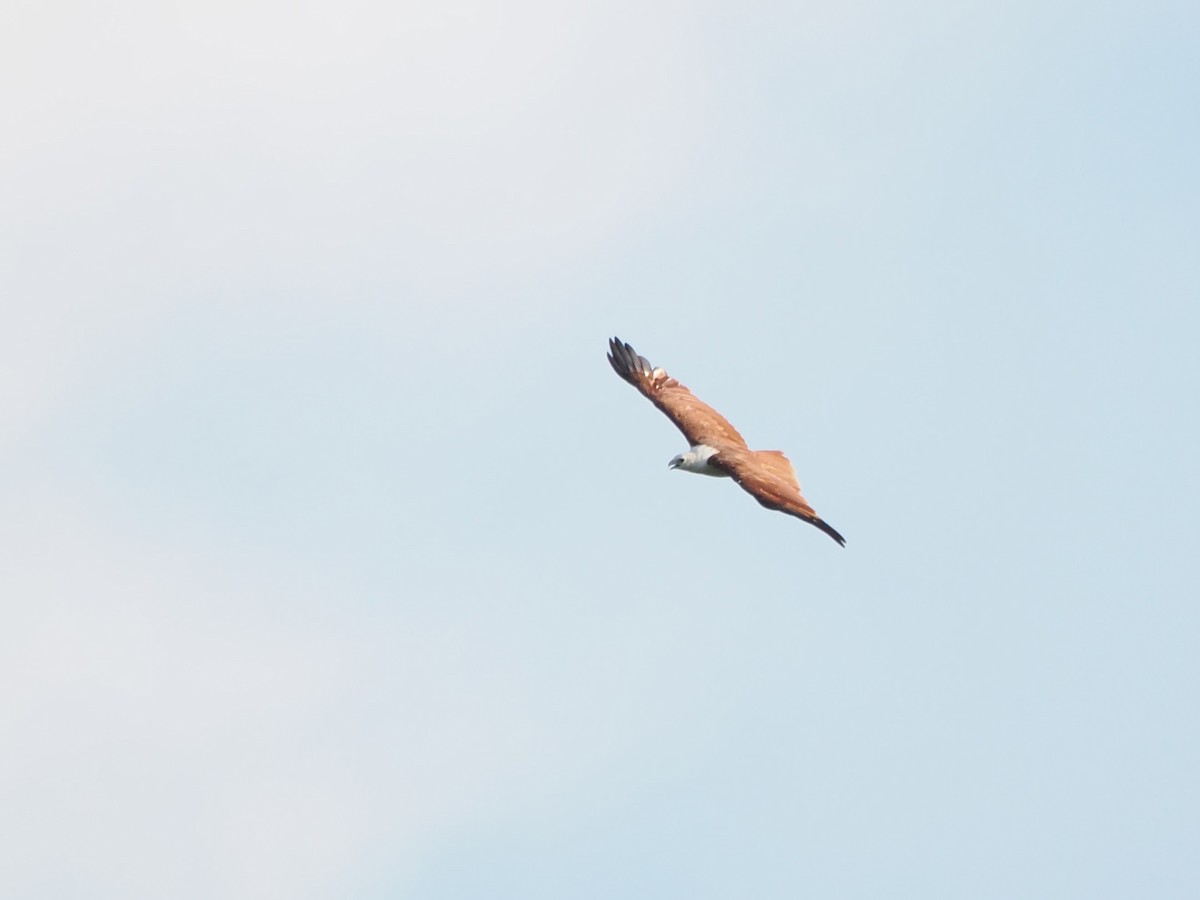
[{"x1": 667, "y1": 458, "x2": 681, "y2": 470}]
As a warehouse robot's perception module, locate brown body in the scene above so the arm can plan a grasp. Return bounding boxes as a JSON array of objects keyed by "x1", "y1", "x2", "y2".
[{"x1": 607, "y1": 337, "x2": 845, "y2": 546}]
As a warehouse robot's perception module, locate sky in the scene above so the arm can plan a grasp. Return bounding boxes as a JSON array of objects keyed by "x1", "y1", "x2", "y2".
[{"x1": 2, "y1": 1, "x2": 1198, "y2": 897}]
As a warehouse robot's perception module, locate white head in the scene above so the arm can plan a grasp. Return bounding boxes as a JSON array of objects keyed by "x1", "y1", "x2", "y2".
[{"x1": 667, "y1": 444, "x2": 727, "y2": 477}]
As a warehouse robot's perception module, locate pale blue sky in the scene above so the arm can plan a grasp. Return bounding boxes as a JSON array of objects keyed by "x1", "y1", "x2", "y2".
[{"x1": 3, "y1": 1, "x2": 1198, "y2": 897}]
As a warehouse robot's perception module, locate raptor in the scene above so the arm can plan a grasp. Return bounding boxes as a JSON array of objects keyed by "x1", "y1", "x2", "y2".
[{"x1": 607, "y1": 337, "x2": 845, "y2": 546}]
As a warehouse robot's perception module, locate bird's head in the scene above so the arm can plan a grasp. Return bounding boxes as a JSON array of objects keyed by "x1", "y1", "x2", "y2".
[{"x1": 667, "y1": 445, "x2": 726, "y2": 477}]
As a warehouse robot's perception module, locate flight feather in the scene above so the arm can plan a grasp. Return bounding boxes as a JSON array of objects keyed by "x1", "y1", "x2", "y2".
[
  {"x1": 606, "y1": 338, "x2": 747, "y2": 449},
  {"x1": 709, "y1": 448, "x2": 847, "y2": 546}
]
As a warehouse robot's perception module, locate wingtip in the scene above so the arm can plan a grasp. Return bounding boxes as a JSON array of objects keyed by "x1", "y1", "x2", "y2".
[
  {"x1": 606, "y1": 336, "x2": 652, "y2": 379},
  {"x1": 606, "y1": 339, "x2": 627, "y2": 380},
  {"x1": 607, "y1": 336, "x2": 622, "y2": 362},
  {"x1": 817, "y1": 519, "x2": 847, "y2": 547}
]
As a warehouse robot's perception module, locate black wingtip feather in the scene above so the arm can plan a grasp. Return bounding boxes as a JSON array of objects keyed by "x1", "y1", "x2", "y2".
[
  {"x1": 608, "y1": 336, "x2": 648, "y2": 381},
  {"x1": 814, "y1": 518, "x2": 847, "y2": 547}
]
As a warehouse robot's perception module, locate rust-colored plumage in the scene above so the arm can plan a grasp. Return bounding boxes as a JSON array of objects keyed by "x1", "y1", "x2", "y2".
[{"x1": 607, "y1": 337, "x2": 845, "y2": 546}]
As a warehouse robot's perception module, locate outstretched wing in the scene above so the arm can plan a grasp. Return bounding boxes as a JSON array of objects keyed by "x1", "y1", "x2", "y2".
[
  {"x1": 712, "y1": 447, "x2": 846, "y2": 546},
  {"x1": 607, "y1": 337, "x2": 747, "y2": 449}
]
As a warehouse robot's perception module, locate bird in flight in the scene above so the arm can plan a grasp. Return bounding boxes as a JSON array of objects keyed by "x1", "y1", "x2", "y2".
[{"x1": 607, "y1": 337, "x2": 845, "y2": 546}]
